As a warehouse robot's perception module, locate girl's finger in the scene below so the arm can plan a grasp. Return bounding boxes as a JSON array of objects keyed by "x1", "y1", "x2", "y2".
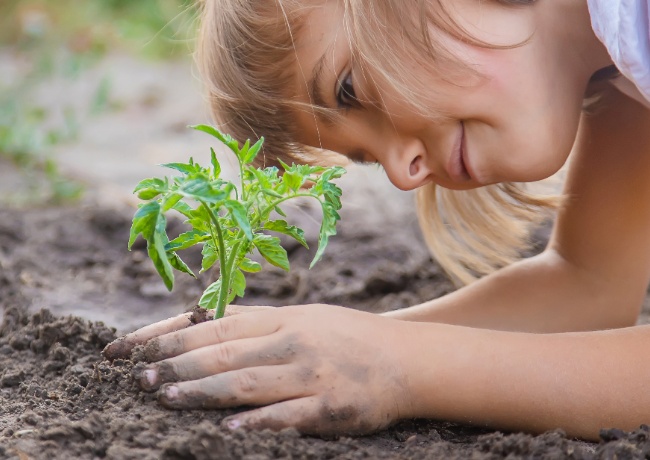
[
  {"x1": 136, "y1": 335, "x2": 298, "y2": 390},
  {"x1": 142, "y1": 309, "x2": 282, "y2": 362},
  {"x1": 102, "y1": 311, "x2": 209, "y2": 360},
  {"x1": 223, "y1": 305, "x2": 275, "y2": 317},
  {"x1": 222, "y1": 397, "x2": 380, "y2": 436},
  {"x1": 103, "y1": 306, "x2": 274, "y2": 360},
  {"x1": 157, "y1": 365, "x2": 308, "y2": 409}
]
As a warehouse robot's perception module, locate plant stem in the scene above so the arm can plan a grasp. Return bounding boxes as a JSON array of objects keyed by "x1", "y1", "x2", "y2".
[
  {"x1": 239, "y1": 162, "x2": 246, "y2": 202},
  {"x1": 201, "y1": 201, "x2": 230, "y2": 318},
  {"x1": 254, "y1": 193, "x2": 315, "y2": 227},
  {"x1": 215, "y1": 239, "x2": 242, "y2": 319}
]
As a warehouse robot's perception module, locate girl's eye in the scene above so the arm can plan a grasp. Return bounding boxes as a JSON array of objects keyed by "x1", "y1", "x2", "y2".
[{"x1": 336, "y1": 71, "x2": 358, "y2": 109}]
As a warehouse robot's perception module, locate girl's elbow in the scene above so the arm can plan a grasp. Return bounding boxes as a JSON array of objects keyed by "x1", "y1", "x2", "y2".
[
  {"x1": 601, "y1": 295, "x2": 643, "y2": 329},
  {"x1": 606, "y1": 312, "x2": 639, "y2": 329}
]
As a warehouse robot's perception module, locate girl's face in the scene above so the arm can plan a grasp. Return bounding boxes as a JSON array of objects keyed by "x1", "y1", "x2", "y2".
[{"x1": 289, "y1": 0, "x2": 611, "y2": 191}]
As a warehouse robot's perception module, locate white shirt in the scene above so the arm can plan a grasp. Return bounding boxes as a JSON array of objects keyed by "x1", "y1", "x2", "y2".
[{"x1": 587, "y1": 0, "x2": 650, "y2": 108}]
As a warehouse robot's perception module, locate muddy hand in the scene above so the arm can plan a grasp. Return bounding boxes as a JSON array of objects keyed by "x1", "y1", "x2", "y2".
[
  {"x1": 133, "y1": 304, "x2": 414, "y2": 436},
  {"x1": 102, "y1": 305, "x2": 273, "y2": 360}
]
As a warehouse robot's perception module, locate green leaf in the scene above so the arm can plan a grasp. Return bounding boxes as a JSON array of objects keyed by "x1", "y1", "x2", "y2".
[
  {"x1": 239, "y1": 139, "x2": 250, "y2": 163},
  {"x1": 310, "y1": 167, "x2": 346, "y2": 197},
  {"x1": 291, "y1": 163, "x2": 326, "y2": 177},
  {"x1": 172, "y1": 201, "x2": 194, "y2": 218},
  {"x1": 166, "y1": 230, "x2": 209, "y2": 252},
  {"x1": 264, "y1": 166, "x2": 281, "y2": 180},
  {"x1": 134, "y1": 178, "x2": 168, "y2": 200},
  {"x1": 253, "y1": 234, "x2": 289, "y2": 271},
  {"x1": 323, "y1": 165, "x2": 347, "y2": 181},
  {"x1": 162, "y1": 162, "x2": 201, "y2": 175},
  {"x1": 161, "y1": 192, "x2": 183, "y2": 212},
  {"x1": 277, "y1": 159, "x2": 292, "y2": 172},
  {"x1": 129, "y1": 201, "x2": 161, "y2": 249},
  {"x1": 250, "y1": 167, "x2": 272, "y2": 190},
  {"x1": 191, "y1": 124, "x2": 229, "y2": 144},
  {"x1": 264, "y1": 220, "x2": 308, "y2": 248},
  {"x1": 210, "y1": 147, "x2": 222, "y2": 179},
  {"x1": 221, "y1": 181, "x2": 236, "y2": 198},
  {"x1": 239, "y1": 257, "x2": 262, "y2": 273},
  {"x1": 278, "y1": 160, "x2": 323, "y2": 183},
  {"x1": 242, "y1": 138, "x2": 264, "y2": 164},
  {"x1": 311, "y1": 201, "x2": 341, "y2": 268},
  {"x1": 231, "y1": 268, "x2": 246, "y2": 298},
  {"x1": 326, "y1": 183, "x2": 344, "y2": 202},
  {"x1": 168, "y1": 252, "x2": 196, "y2": 278},
  {"x1": 198, "y1": 279, "x2": 221, "y2": 310},
  {"x1": 148, "y1": 218, "x2": 174, "y2": 291},
  {"x1": 179, "y1": 177, "x2": 227, "y2": 203},
  {"x1": 224, "y1": 200, "x2": 252, "y2": 241},
  {"x1": 282, "y1": 171, "x2": 303, "y2": 191},
  {"x1": 186, "y1": 205, "x2": 213, "y2": 233},
  {"x1": 257, "y1": 166, "x2": 280, "y2": 186},
  {"x1": 191, "y1": 124, "x2": 240, "y2": 154},
  {"x1": 275, "y1": 181, "x2": 288, "y2": 195},
  {"x1": 187, "y1": 216, "x2": 209, "y2": 234},
  {"x1": 201, "y1": 241, "x2": 219, "y2": 273}
]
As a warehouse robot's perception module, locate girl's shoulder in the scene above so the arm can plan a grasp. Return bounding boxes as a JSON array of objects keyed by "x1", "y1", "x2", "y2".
[{"x1": 587, "y1": 0, "x2": 650, "y2": 104}]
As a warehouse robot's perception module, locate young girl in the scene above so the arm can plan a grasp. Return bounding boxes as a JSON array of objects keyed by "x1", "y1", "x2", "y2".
[{"x1": 104, "y1": 0, "x2": 650, "y2": 440}]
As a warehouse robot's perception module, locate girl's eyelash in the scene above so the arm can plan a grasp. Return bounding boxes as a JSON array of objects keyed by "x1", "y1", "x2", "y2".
[
  {"x1": 347, "y1": 152, "x2": 379, "y2": 166},
  {"x1": 356, "y1": 158, "x2": 378, "y2": 166},
  {"x1": 336, "y1": 71, "x2": 359, "y2": 109}
]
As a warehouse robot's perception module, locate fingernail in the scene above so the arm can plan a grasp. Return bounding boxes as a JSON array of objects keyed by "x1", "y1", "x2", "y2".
[
  {"x1": 143, "y1": 368, "x2": 158, "y2": 387},
  {"x1": 226, "y1": 419, "x2": 241, "y2": 430},
  {"x1": 164, "y1": 385, "x2": 179, "y2": 401}
]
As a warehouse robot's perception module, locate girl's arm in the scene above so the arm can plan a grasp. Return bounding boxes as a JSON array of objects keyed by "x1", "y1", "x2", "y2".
[
  {"x1": 402, "y1": 320, "x2": 650, "y2": 440},
  {"x1": 386, "y1": 88, "x2": 650, "y2": 333}
]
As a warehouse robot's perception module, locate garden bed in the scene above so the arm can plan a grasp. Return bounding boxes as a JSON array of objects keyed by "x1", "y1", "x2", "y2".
[{"x1": 1, "y1": 202, "x2": 649, "y2": 459}]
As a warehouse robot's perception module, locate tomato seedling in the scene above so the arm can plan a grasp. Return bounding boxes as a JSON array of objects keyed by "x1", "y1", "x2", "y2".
[{"x1": 129, "y1": 125, "x2": 345, "y2": 319}]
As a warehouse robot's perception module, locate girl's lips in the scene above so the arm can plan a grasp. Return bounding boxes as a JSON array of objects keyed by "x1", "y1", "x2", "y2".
[{"x1": 447, "y1": 123, "x2": 472, "y2": 183}]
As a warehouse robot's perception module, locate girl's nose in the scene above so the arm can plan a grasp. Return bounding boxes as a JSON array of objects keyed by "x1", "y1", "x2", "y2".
[{"x1": 381, "y1": 138, "x2": 432, "y2": 191}]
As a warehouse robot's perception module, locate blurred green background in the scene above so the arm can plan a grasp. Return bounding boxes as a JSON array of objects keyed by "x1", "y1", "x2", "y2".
[{"x1": 0, "y1": 0, "x2": 196, "y2": 205}]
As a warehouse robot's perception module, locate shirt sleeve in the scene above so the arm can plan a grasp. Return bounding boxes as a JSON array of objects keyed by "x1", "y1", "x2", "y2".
[{"x1": 587, "y1": 0, "x2": 650, "y2": 103}]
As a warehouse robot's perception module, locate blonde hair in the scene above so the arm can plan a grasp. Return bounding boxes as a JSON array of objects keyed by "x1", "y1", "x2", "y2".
[{"x1": 196, "y1": 0, "x2": 560, "y2": 286}]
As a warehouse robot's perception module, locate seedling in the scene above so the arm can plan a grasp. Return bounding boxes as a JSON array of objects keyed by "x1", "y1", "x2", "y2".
[{"x1": 129, "y1": 125, "x2": 345, "y2": 319}]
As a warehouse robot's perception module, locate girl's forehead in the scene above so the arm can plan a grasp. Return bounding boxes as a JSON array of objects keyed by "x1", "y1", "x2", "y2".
[
  {"x1": 294, "y1": 0, "x2": 345, "y2": 51},
  {"x1": 290, "y1": 2, "x2": 347, "y2": 100}
]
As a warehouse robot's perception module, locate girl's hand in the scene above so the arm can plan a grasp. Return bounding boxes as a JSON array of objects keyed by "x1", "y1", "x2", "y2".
[{"x1": 128, "y1": 305, "x2": 414, "y2": 436}]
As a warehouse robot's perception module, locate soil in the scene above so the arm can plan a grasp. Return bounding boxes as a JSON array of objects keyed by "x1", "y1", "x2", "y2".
[{"x1": 2, "y1": 201, "x2": 650, "y2": 459}]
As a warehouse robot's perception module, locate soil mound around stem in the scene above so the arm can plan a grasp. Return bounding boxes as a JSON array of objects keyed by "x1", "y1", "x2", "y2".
[{"x1": 1, "y1": 203, "x2": 650, "y2": 459}]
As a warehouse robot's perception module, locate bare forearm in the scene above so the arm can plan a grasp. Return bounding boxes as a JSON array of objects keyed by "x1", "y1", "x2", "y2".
[
  {"x1": 400, "y1": 321, "x2": 650, "y2": 439},
  {"x1": 384, "y1": 250, "x2": 643, "y2": 332}
]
